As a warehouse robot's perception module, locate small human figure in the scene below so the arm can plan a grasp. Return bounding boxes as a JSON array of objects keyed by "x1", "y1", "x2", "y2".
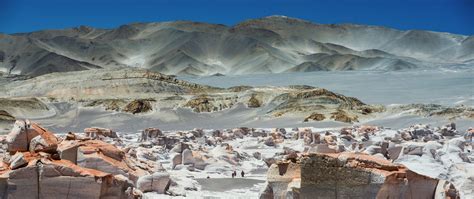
[
  {"x1": 241, "y1": 171, "x2": 245, "y2": 177},
  {"x1": 232, "y1": 171, "x2": 236, "y2": 178}
]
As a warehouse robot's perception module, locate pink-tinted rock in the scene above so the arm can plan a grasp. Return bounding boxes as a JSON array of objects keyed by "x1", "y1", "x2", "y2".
[
  {"x1": 262, "y1": 161, "x2": 300, "y2": 198},
  {"x1": 171, "y1": 153, "x2": 182, "y2": 169},
  {"x1": 28, "y1": 123, "x2": 60, "y2": 153},
  {"x1": 136, "y1": 172, "x2": 170, "y2": 194},
  {"x1": 8, "y1": 152, "x2": 27, "y2": 170},
  {"x1": 84, "y1": 127, "x2": 117, "y2": 139},
  {"x1": 1, "y1": 154, "x2": 133, "y2": 199},
  {"x1": 299, "y1": 152, "x2": 439, "y2": 199},
  {"x1": 139, "y1": 128, "x2": 162, "y2": 142},
  {"x1": 6, "y1": 120, "x2": 38, "y2": 152}
]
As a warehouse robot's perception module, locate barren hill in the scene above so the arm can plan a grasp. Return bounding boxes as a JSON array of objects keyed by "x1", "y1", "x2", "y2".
[{"x1": 1, "y1": 16, "x2": 472, "y2": 77}]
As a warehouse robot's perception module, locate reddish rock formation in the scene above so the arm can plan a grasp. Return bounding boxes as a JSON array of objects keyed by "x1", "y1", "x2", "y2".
[
  {"x1": 0, "y1": 154, "x2": 133, "y2": 199},
  {"x1": 0, "y1": 120, "x2": 147, "y2": 198},
  {"x1": 28, "y1": 123, "x2": 60, "y2": 153},
  {"x1": 138, "y1": 127, "x2": 163, "y2": 142},
  {"x1": 261, "y1": 152, "x2": 445, "y2": 199},
  {"x1": 59, "y1": 139, "x2": 150, "y2": 183},
  {"x1": 84, "y1": 127, "x2": 118, "y2": 139},
  {"x1": 260, "y1": 161, "x2": 301, "y2": 198},
  {"x1": 299, "y1": 153, "x2": 439, "y2": 199}
]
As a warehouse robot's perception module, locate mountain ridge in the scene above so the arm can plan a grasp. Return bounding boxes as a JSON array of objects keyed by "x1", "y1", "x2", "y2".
[{"x1": 0, "y1": 15, "x2": 472, "y2": 77}]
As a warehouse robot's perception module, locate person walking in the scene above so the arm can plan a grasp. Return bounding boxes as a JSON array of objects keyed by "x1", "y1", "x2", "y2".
[{"x1": 241, "y1": 170, "x2": 245, "y2": 177}]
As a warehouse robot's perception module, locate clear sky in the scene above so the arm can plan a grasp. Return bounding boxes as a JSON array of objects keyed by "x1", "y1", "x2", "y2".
[{"x1": 0, "y1": 0, "x2": 473, "y2": 35}]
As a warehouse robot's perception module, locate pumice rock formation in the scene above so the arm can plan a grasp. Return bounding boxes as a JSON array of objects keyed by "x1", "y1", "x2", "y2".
[
  {"x1": 0, "y1": 119, "x2": 470, "y2": 198},
  {"x1": 300, "y1": 153, "x2": 439, "y2": 199},
  {"x1": 258, "y1": 123, "x2": 472, "y2": 199},
  {"x1": 261, "y1": 153, "x2": 448, "y2": 199},
  {"x1": 0, "y1": 120, "x2": 143, "y2": 198}
]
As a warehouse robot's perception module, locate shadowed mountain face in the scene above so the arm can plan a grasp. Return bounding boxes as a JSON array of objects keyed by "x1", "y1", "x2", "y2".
[{"x1": 0, "y1": 16, "x2": 472, "y2": 77}]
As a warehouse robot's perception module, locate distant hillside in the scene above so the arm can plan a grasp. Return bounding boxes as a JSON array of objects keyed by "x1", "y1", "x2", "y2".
[{"x1": 0, "y1": 16, "x2": 472, "y2": 77}]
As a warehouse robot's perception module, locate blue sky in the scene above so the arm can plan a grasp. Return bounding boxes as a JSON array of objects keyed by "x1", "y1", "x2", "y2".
[{"x1": 0, "y1": 0, "x2": 473, "y2": 35}]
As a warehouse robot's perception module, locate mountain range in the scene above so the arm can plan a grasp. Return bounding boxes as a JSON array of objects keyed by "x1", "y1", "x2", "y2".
[{"x1": 0, "y1": 15, "x2": 473, "y2": 77}]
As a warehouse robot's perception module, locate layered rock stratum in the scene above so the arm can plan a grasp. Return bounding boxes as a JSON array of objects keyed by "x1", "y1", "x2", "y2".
[
  {"x1": 0, "y1": 68, "x2": 470, "y2": 134},
  {"x1": 0, "y1": 69, "x2": 395, "y2": 133}
]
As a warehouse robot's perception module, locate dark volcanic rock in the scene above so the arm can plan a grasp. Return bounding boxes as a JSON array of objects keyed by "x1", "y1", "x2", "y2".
[
  {"x1": 247, "y1": 94, "x2": 262, "y2": 108},
  {"x1": 0, "y1": 110, "x2": 15, "y2": 121},
  {"x1": 123, "y1": 99, "x2": 153, "y2": 114},
  {"x1": 303, "y1": 112, "x2": 325, "y2": 122},
  {"x1": 330, "y1": 109, "x2": 359, "y2": 123}
]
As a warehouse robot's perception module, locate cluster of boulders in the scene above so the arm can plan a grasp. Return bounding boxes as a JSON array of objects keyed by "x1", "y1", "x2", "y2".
[
  {"x1": 257, "y1": 123, "x2": 474, "y2": 199},
  {"x1": 142, "y1": 123, "x2": 470, "y2": 198},
  {"x1": 1, "y1": 119, "x2": 470, "y2": 198},
  {"x1": 398, "y1": 123, "x2": 457, "y2": 142},
  {"x1": 169, "y1": 142, "x2": 208, "y2": 171},
  {"x1": 258, "y1": 123, "x2": 473, "y2": 164},
  {"x1": 130, "y1": 127, "x2": 255, "y2": 196},
  {"x1": 0, "y1": 120, "x2": 176, "y2": 198}
]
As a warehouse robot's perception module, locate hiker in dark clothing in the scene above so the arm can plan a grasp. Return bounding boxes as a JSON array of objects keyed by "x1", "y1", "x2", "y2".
[
  {"x1": 241, "y1": 171, "x2": 245, "y2": 177},
  {"x1": 232, "y1": 171, "x2": 236, "y2": 178}
]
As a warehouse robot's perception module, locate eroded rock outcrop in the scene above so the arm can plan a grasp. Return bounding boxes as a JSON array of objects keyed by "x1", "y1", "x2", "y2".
[
  {"x1": 260, "y1": 161, "x2": 301, "y2": 198},
  {"x1": 0, "y1": 110, "x2": 15, "y2": 121},
  {"x1": 1, "y1": 157, "x2": 133, "y2": 199},
  {"x1": 262, "y1": 152, "x2": 449, "y2": 199},
  {"x1": 303, "y1": 112, "x2": 325, "y2": 122},
  {"x1": 123, "y1": 99, "x2": 154, "y2": 114},
  {"x1": 300, "y1": 153, "x2": 439, "y2": 199},
  {"x1": 330, "y1": 109, "x2": 359, "y2": 123},
  {"x1": 247, "y1": 94, "x2": 262, "y2": 108},
  {"x1": 0, "y1": 120, "x2": 147, "y2": 198},
  {"x1": 138, "y1": 128, "x2": 163, "y2": 142},
  {"x1": 136, "y1": 171, "x2": 171, "y2": 194},
  {"x1": 6, "y1": 120, "x2": 59, "y2": 153},
  {"x1": 184, "y1": 95, "x2": 237, "y2": 113},
  {"x1": 84, "y1": 127, "x2": 118, "y2": 139}
]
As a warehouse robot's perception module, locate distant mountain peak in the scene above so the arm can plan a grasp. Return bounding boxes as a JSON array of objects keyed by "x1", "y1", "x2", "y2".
[
  {"x1": 254, "y1": 15, "x2": 312, "y2": 23},
  {"x1": 265, "y1": 15, "x2": 291, "y2": 19},
  {"x1": 0, "y1": 17, "x2": 472, "y2": 77}
]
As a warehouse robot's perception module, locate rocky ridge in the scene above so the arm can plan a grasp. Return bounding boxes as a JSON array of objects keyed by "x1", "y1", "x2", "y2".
[
  {"x1": 0, "y1": 69, "x2": 387, "y2": 134},
  {"x1": 1, "y1": 16, "x2": 472, "y2": 77},
  {"x1": 0, "y1": 69, "x2": 470, "y2": 134}
]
